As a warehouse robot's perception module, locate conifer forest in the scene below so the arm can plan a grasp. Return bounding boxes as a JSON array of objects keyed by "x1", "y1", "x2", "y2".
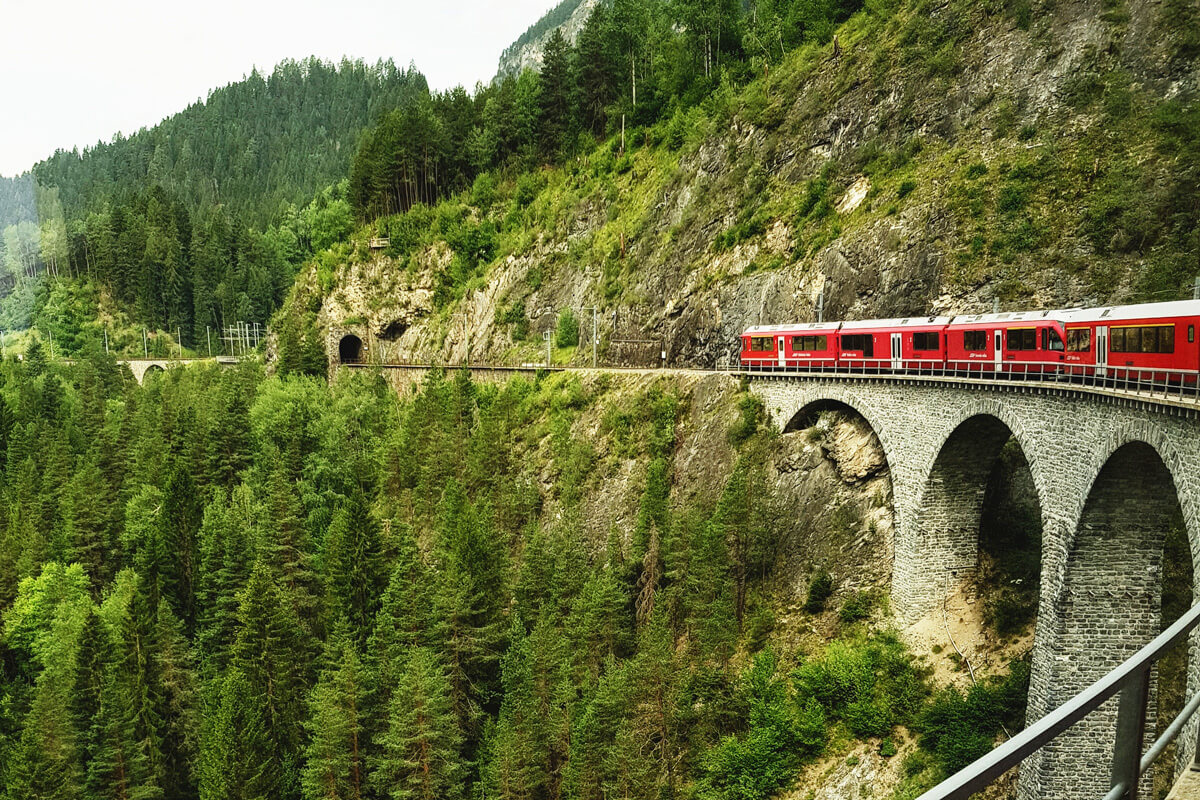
[{"x1": 1, "y1": 0, "x2": 1198, "y2": 796}]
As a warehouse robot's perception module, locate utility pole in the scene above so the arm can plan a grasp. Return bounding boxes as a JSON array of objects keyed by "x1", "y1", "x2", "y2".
[
  {"x1": 544, "y1": 329, "x2": 553, "y2": 368},
  {"x1": 581, "y1": 306, "x2": 598, "y2": 367},
  {"x1": 143, "y1": 329, "x2": 148, "y2": 358},
  {"x1": 1193, "y1": 276, "x2": 1199, "y2": 301},
  {"x1": 817, "y1": 288, "x2": 825, "y2": 323},
  {"x1": 103, "y1": 325, "x2": 109, "y2": 354},
  {"x1": 993, "y1": 297, "x2": 1001, "y2": 314},
  {"x1": 177, "y1": 328, "x2": 182, "y2": 359},
  {"x1": 206, "y1": 326, "x2": 211, "y2": 357}
]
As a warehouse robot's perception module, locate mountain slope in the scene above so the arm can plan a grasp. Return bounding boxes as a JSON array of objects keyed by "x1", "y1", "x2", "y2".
[
  {"x1": 298, "y1": 0, "x2": 1200, "y2": 369},
  {"x1": 33, "y1": 57, "x2": 428, "y2": 229},
  {"x1": 496, "y1": 0, "x2": 599, "y2": 79}
]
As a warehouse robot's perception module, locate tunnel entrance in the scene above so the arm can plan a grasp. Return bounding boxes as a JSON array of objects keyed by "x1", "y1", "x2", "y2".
[
  {"x1": 339, "y1": 334, "x2": 364, "y2": 364},
  {"x1": 379, "y1": 320, "x2": 407, "y2": 341}
]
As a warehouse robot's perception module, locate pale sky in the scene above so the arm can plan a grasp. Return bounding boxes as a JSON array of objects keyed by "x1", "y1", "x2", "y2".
[{"x1": 0, "y1": 0, "x2": 558, "y2": 177}]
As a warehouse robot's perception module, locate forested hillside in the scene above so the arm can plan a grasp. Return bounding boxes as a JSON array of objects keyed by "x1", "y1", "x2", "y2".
[
  {"x1": 296, "y1": 0, "x2": 1200, "y2": 370},
  {"x1": 0, "y1": 352, "x2": 1031, "y2": 800},
  {"x1": 0, "y1": 59, "x2": 428, "y2": 353}
]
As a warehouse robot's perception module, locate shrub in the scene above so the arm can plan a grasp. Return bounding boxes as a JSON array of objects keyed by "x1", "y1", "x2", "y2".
[
  {"x1": 555, "y1": 310, "x2": 580, "y2": 348},
  {"x1": 916, "y1": 660, "x2": 1030, "y2": 776},
  {"x1": 699, "y1": 650, "x2": 826, "y2": 800},
  {"x1": 791, "y1": 633, "x2": 929, "y2": 740},
  {"x1": 470, "y1": 171, "x2": 497, "y2": 208},
  {"x1": 964, "y1": 162, "x2": 988, "y2": 179},
  {"x1": 728, "y1": 392, "x2": 763, "y2": 445},
  {"x1": 804, "y1": 568, "x2": 834, "y2": 614},
  {"x1": 897, "y1": 180, "x2": 917, "y2": 199},
  {"x1": 514, "y1": 172, "x2": 542, "y2": 207}
]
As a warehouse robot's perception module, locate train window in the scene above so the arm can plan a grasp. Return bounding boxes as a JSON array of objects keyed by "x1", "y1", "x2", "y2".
[
  {"x1": 791, "y1": 335, "x2": 828, "y2": 351},
  {"x1": 1110, "y1": 325, "x2": 1175, "y2": 354},
  {"x1": 840, "y1": 334, "x2": 875, "y2": 357},
  {"x1": 1047, "y1": 329, "x2": 1065, "y2": 351},
  {"x1": 913, "y1": 331, "x2": 940, "y2": 350},
  {"x1": 749, "y1": 336, "x2": 775, "y2": 352},
  {"x1": 1067, "y1": 329, "x2": 1091, "y2": 352},
  {"x1": 1158, "y1": 326, "x2": 1175, "y2": 354},
  {"x1": 1006, "y1": 328, "x2": 1037, "y2": 351},
  {"x1": 1190, "y1": 325, "x2": 1195, "y2": 344},
  {"x1": 963, "y1": 330, "x2": 988, "y2": 351}
]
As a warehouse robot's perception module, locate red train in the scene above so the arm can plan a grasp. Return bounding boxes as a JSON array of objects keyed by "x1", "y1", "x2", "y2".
[{"x1": 740, "y1": 300, "x2": 1200, "y2": 382}]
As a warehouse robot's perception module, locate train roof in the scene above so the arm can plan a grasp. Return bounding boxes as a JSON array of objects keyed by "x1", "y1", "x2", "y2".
[
  {"x1": 839, "y1": 316, "x2": 953, "y2": 330},
  {"x1": 743, "y1": 322, "x2": 840, "y2": 334},
  {"x1": 945, "y1": 309, "x2": 1078, "y2": 326},
  {"x1": 1062, "y1": 299, "x2": 1200, "y2": 323}
]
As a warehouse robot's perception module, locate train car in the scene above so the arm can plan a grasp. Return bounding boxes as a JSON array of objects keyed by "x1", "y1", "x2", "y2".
[
  {"x1": 740, "y1": 323, "x2": 840, "y2": 369},
  {"x1": 835, "y1": 317, "x2": 952, "y2": 370},
  {"x1": 1063, "y1": 300, "x2": 1200, "y2": 383},
  {"x1": 944, "y1": 310, "x2": 1068, "y2": 375}
]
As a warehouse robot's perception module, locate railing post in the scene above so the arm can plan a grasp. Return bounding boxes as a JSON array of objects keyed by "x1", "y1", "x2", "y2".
[{"x1": 1111, "y1": 667, "x2": 1152, "y2": 800}]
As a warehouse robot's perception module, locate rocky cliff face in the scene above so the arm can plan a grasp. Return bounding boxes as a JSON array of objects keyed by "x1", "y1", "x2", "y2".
[
  {"x1": 495, "y1": 0, "x2": 600, "y2": 80},
  {"x1": 305, "y1": 0, "x2": 1198, "y2": 370}
]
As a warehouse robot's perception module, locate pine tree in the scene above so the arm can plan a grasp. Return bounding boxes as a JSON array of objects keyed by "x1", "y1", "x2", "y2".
[
  {"x1": 371, "y1": 647, "x2": 464, "y2": 800},
  {"x1": 431, "y1": 482, "x2": 508, "y2": 737},
  {"x1": 194, "y1": 486, "x2": 255, "y2": 675},
  {"x1": 198, "y1": 668, "x2": 276, "y2": 800},
  {"x1": 66, "y1": 456, "x2": 112, "y2": 591},
  {"x1": 538, "y1": 28, "x2": 573, "y2": 160},
  {"x1": 261, "y1": 467, "x2": 321, "y2": 636},
  {"x1": 300, "y1": 630, "x2": 369, "y2": 800},
  {"x1": 85, "y1": 667, "x2": 163, "y2": 800},
  {"x1": 153, "y1": 601, "x2": 198, "y2": 800},
  {"x1": 229, "y1": 561, "x2": 312, "y2": 799},
  {"x1": 366, "y1": 526, "x2": 431, "y2": 716},
  {"x1": 322, "y1": 491, "x2": 385, "y2": 646},
  {"x1": 161, "y1": 465, "x2": 202, "y2": 632}
]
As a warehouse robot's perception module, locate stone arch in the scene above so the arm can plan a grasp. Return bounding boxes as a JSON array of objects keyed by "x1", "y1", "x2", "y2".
[
  {"x1": 1029, "y1": 440, "x2": 1193, "y2": 800},
  {"x1": 777, "y1": 386, "x2": 898, "y2": 463},
  {"x1": 896, "y1": 407, "x2": 1048, "y2": 622},
  {"x1": 780, "y1": 391, "x2": 898, "y2": 583},
  {"x1": 142, "y1": 363, "x2": 165, "y2": 383},
  {"x1": 338, "y1": 334, "x2": 364, "y2": 365}
]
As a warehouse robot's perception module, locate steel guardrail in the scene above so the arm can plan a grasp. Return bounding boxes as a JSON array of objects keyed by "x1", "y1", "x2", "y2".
[
  {"x1": 916, "y1": 602, "x2": 1200, "y2": 800},
  {"x1": 346, "y1": 360, "x2": 1200, "y2": 414}
]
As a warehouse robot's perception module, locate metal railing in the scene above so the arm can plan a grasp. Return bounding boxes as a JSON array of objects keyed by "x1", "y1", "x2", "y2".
[
  {"x1": 347, "y1": 359, "x2": 1200, "y2": 410},
  {"x1": 733, "y1": 358, "x2": 1200, "y2": 408},
  {"x1": 917, "y1": 602, "x2": 1200, "y2": 800}
]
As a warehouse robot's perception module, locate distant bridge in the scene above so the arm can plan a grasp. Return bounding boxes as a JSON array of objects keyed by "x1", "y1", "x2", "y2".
[
  {"x1": 348, "y1": 360, "x2": 1200, "y2": 799},
  {"x1": 119, "y1": 356, "x2": 242, "y2": 384}
]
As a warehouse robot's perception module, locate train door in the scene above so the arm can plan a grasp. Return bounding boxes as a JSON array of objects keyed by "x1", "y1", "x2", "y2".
[
  {"x1": 777, "y1": 335, "x2": 786, "y2": 369},
  {"x1": 993, "y1": 329, "x2": 1003, "y2": 372},
  {"x1": 1096, "y1": 326, "x2": 1108, "y2": 378},
  {"x1": 890, "y1": 333, "x2": 903, "y2": 370}
]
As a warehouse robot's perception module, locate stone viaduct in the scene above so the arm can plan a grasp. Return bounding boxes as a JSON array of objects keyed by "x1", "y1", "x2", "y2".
[
  {"x1": 750, "y1": 374, "x2": 1200, "y2": 800},
  {"x1": 119, "y1": 357, "x2": 241, "y2": 384}
]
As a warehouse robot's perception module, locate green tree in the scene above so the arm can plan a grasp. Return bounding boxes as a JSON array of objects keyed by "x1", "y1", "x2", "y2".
[
  {"x1": 300, "y1": 631, "x2": 369, "y2": 800},
  {"x1": 538, "y1": 29, "x2": 573, "y2": 159},
  {"x1": 322, "y1": 490, "x2": 386, "y2": 645},
  {"x1": 372, "y1": 647, "x2": 465, "y2": 800}
]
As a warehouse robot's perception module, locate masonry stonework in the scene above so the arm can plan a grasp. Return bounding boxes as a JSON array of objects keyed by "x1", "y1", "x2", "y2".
[{"x1": 750, "y1": 376, "x2": 1200, "y2": 800}]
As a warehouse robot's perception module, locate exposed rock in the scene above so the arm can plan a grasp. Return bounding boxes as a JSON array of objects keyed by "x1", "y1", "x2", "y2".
[{"x1": 817, "y1": 412, "x2": 889, "y2": 484}]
